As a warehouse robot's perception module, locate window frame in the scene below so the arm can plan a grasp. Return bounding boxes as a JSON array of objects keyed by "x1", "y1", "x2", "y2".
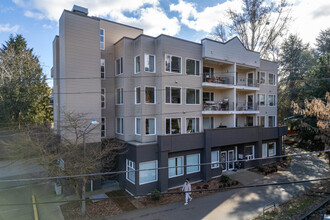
[
  {"x1": 115, "y1": 57, "x2": 123, "y2": 75},
  {"x1": 203, "y1": 116, "x2": 214, "y2": 129},
  {"x1": 135, "y1": 87, "x2": 141, "y2": 104},
  {"x1": 268, "y1": 116, "x2": 276, "y2": 127},
  {"x1": 211, "y1": 151, "x2": 219, "y2": 169},
  {"x1": 269, "y1": 73, "x2": 276, "y2": 86},
  {"x1": 186, "y1": 153, "x2": 200, "y2": 174},
  {"x1": 101, "y1": 59, "x2": 105, "y2": 79},
  {"x1": 126, "y1": 159, "x2": 135, "y2": 184},
  {"x1": 101, "y1": 117, "x2": 106, "y2": 138},
  {"x1": 185, "y1": 58, "x2": 201, "y2": 76},
  {"x1": 116, "y1": 117, "x2": 124, "y2": 134},
  {"x1": 139, "y1": 160, "x2": 158, "y2": 185},
  {"x1": 134, "y1": 55, "x2": 140, "y2": 74},
  {"x1": 258, "y1": 71, "x2": 265, "y2": 84},
  {"x1": 262, "y1": 143, "x2": 268, "y2": 158},
  {"x1": 145, "y1": 118, "x2": 156, "y2": 136},
  {"x1": 258, "y1": 93, "x2": 266, "y2": 106},
  {"x1": 135, "y1": 117, "x2": 141, "y2": 136},
  {"x1": 116, "y1": 88, "x2": 123, "y2": 105},
  {"x1": 268, "y1": 142, "x2": 276, "y2": 156},
  {"x1": 185, "y1": 117, "x2": 200, "y2": 133},
  {"x1": 144, "y1": 54, "x2": 156, "y2": 73},
  {"x1": 145, "y1": 86, "x2": 156, "y2": 104},
  {"x1": 165, "y1": 54, "x2": 182, "y2": 74},
  {"x1": 203, "y1": 92, "x2": 214, "y2": 102},
  {"x1": 165, "y1": 86, "x2": 182, "y2": 104},
  {"x1": 244, "y1": 145, "x2": 255, "y2": 160},
  {"x1": 268, "y1": 94, "x2": 276, "y2": 106},
  {"x1": 165, "y1": 117, "x2": 182, "y2": 135},
  {"x1": 257, "y1": 115, "x2": 265, "y2": 127},
  {"x1": 100, "y1": 28, "x2": 105, "y2": 50},
  {"x1": 101, "y1": 88, "x2": 106, "y2": 109},
  {"x1": 168, "y1": 156, "x2": 184, "y2": 178},
  {"x1": 186, "y1": 88, "x2": 200, "y2": 105}
]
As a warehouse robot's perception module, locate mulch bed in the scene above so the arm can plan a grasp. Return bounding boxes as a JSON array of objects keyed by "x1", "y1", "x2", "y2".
[{"x1": 248, "y1": 157, "x2": 292, "y2": 176}]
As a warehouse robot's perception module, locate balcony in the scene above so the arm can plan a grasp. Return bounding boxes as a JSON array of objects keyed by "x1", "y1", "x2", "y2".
[
  {"x1": 236, "y1": 102, "x2": 259, "y2": 113},
  {"x1": 203, "y1": 73, "x2": 234, "y2": 89},
  {"x1": 236, "y1": 78, "x2": 259, "y2": 90},
  {"x1": 202, "y1": 99, "x2": 234, "y2": 114}
]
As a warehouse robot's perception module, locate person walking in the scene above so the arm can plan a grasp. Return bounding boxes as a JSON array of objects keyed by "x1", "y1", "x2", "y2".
[{"x1": 182, "y1": 178, "x2": 192, "y2": 205}]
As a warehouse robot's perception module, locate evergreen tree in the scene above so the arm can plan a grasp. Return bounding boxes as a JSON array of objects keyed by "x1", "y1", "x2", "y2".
[{"x1": 0, "y1": 34, "x2": 52, "y2": 128}]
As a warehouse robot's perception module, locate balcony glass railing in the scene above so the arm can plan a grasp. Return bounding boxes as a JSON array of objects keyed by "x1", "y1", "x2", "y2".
[
  {"x1": 236, "y1": 102, "x2": 259, "y2": 111},
  {"x1": 236, "y1": 78, "x2": 259, "y2": 87},
  {"x1": 203, "y1": 73, "x2": 234, "y2": 85},
  {"x1": 203, "y1": 101, "x2": 234, "y2": 111}
]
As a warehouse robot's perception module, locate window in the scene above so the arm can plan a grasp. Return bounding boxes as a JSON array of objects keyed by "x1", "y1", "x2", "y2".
[
  {"x1": 135, "y1": 87, "x2": 140, "y2": 104},
  {"x1": 168, "y1": 156, "x2": 183, "y2": 178},
  {"x1": 268, "y1": 116, "x2": 276, "y2": 127},
  {"x1": 186, "y1": 118, "x2": 199, "y2": 133},
  {"x1": 166, "y1": 118, "x2": 181, "y2": 134},
  {"x1": 268, "y1": 142, "x2": 276, "y2": 156},
  {"x1": 186, "y1": 154, "x2": 200, "y2": 174},
  {"x1": 100, "y1": 29, "x2": 105, "y2": 50},
  {"x1": 257, "y1": 116, "x2": 265, "y2": 127},
  {"x1": 245, "y1": 145, "x2": 255, "y2": 160},
  {"x1": 203, "y1": 92, "x2": 214, "y2": 102},
  {"x1": 101, "y1": 117, "x2": 106, "y2": 138},
  {"x1": 116, "y1": 88, "x2": 123, "y2": 105},
  {"x1": 139, "y1": 160, "x2": 157, "y2": 185},
  {"x1": 258, "y1": 72, "x2": 265, "y2": 84},
  {"x1": 126, "y1": 160, "x2": 135, "y2": 184},
  {"x1": 268, "y1": 95, "x2": 276, "y2": 106},
  {"x1": 146, "y1": 118, "x2": 156, "y2": 135},
  {"x1": 262, "y1": 144, "x2": 267, "y2": 158},
  {"x1": 269, "y1": 73, "x2": 276, "y2": 85},
  {"x1": 116, "y1": 118, "x2": 123, "y2": 134},
  {"x1": 186, "y1": 89, "x2": 200, "y2": 104},
  {"x1": 165, "y1": 54, "x2": 181, "y2": 73},
  {"x1": 165, "y1": 87, "x2": 181, "y2": 104},
  {"x1": 101, "y1": 59, "x2": 105, "y2": 79},
  {"x1": 203, "y1": 117, "x2": 214, "y2": 129},
  {"x1": 211, "y1": 151, "x2": 219, "y2": 168},
  {"x1": 135, "y1": 118, "x2": 141, "y2": 135},
  {"x1": 145, "y1": 87, "x2": 156, "y2": 104},
  {"x1": 246, "y1": 116, "x2": 254, "y2": 126},
  {"x1": 135, "y1": 56, "x2": 140, "y2": 74},
  {"x1": 115, "y1": 57, "x2": 123, "y2": 75},
  {"x1": 186, "y1": 59, "x2": 200, "y2": 76},
  {"x1": 144, "y1": 54, "x2": 155, "y2": 72},
  {"x1": 101, "y1": 88, "x2": 105, "y2": 109},
  {"x1": 258, "y1": 94, "x2": 265, "y2": 106}
]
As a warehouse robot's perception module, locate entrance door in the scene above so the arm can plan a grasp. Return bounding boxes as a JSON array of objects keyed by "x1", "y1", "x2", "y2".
[
  {"x1": 247, "y1": 94, "x2": 254, "y2": 110},
  {"x1": 228, "y1": 150, "x2": 235, "y2": 170},
  {"x1": 220, "y1": 151, "x2": 227, "y2": 171},
  {"x1": 247, "y1": 72, "x2": 253, "y2": 87}
]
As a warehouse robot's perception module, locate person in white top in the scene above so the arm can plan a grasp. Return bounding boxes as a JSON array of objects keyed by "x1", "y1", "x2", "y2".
[{"x1": 182, "y1": 178, "x2": 192, "y2": 205}]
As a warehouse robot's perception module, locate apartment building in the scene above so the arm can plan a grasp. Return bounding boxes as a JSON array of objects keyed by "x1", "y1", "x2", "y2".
[{"x1": 52, "y1": 6, "x2": 287, "y2": 196}]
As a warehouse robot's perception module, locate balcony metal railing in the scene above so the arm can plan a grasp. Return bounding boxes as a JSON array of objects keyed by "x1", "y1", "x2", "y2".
[
  {"x1": 203, "y1": 73, "x2": 234, "y2": 85},
  {"x1": 236, "y1": 102, "x2": 259, "y2": 111},
  {"x1": 203, "y1": 101, "x2": 234, "y2": 111},
  {"x1": 236, "y1": 78, "x2": 259, "y2": 87}
]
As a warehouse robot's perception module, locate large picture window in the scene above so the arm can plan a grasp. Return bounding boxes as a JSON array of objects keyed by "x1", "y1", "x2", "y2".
[
  {"x1": 146, "y1": 118, "x2": 156, "y2": 135},
  {"x1": 144, "y1": 54, "x2": 155, "y2": 73},
  {"x1": 116, "y1": 88, "x2": 123, "y2": 105},
  {"x1": 145, "y1": 87, "x2": 156, "y2": 104},
  {"x1": 166, "y1": 118, "x2": 181, "y2": 134},
  {"x1": 165, "y1": 54, "x2": 181, "y2": 73},
  {"x1": 165, "y1": 87, "x2": 181, "y2": 104},
  {"x1": 268, "y1": 142, "x2": 276, "y2": 156},
  {"x1": 186, "y1": 59, "x2": 200, "y2": 76},
  {"x1": 186, "y1": 154, "x2": 200, "y2": 174},
  {"x1": 168, "y1": 156, "x2": 183, "y2": 178},
  {"x1": 126, "y1": 160, "x2": 135, "y2": 184},
  {"x1": 139, "y1": 160, "x2": 158, "y2": 185},
  {"x1": 186, "y1": 88, "x2": 200, "y2": 104},
  {"x1": 186, "y1": 118, "x2": 199, "y2": 133},
  {"x1": 211, "y1": 151, "x2": 219, "y2": 168},
  {"x1": 101, "y1": 59, "x2": 105, "y2": 79}
]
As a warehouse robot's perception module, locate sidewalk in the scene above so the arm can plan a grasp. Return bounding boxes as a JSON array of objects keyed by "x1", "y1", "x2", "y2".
[{"x1": 102, "y1": 148, "x2": 329, "y2": 220}]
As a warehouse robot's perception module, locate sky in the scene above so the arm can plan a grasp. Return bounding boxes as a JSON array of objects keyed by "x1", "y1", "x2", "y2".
[{"x1": 0, "y1": 0, "x2": 330, "y2": 86}]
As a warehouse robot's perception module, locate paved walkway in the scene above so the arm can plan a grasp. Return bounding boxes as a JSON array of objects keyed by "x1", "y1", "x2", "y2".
[{"x1": 102, "y1": 148, "x2": 329, "y2": 220}]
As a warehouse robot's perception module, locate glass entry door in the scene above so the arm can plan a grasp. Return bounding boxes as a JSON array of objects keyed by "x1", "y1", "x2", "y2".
[
  {"x1": 247, "y1": 72, "x2": 253, "y2": 87},
  {"x1": 228, "y1": 150, "x2": 235, "y2": 170},
  {"x1": 220, "y1": 151, "x2": 227, "y2": 171},
  {"x1": 247, "y1": 94, "x2": 254, "y2": 110}
]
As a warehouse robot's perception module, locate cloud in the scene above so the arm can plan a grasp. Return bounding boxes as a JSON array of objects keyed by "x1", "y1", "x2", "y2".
[
  {"x1": 42, "y1": 24, "x2": 52, "y2": 29},
  {"x1": 0, "y1": 24, "x2": 20, "y2": 33},
  {"x1": 12, "y1": 0, "x2": 180, "y2": 36}
]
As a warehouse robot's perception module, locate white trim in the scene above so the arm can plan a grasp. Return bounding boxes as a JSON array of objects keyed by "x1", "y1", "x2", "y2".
[
  {"x1": 228, "y1": 150, "x2": 235, "y2": 171},
  {"x1": 258, "y1": 71, "x2": 265, "y2": 84},
  {"x1": 139, "y1": 160, "x2": 158, "y2": 185},
  {"x1": 116, "y1": 88, "x2": 124, "y2": 105},
  {"x1": 186, "y1": 88, "x2": 201, "y2": 105},
  {"x1": 144, "y1": 53, "x2": 156, "y2": 73},
  {"x1": 246, "y1": 93, "x2": 254, "y2": 110},
  {"x1": 164, "y1": 86, "x2": 182, "y2": 105},
  {"x1": 135, "y1": 117, "x2": 141, "y2": 136},
  {"x1": 268, "y1": 73, "x2": 276, "y2": 86},
  {"x1": 268, "y1": 94, "x2": 276, "y2": 107},
  {"x1": 115, "y1": 117, "x2": 124, "y2": 135},
  {"x1": 135, "y1": 87, "x2": 141, "y2": 104},
  {"x1": 185, "y1": 58, "x2": 201, "y2": 76},
  {"x1": 168, "y1": 156, "x2": 184, "y2": 178},
  {"x1": 185, "y1": 117, "x2": 200, "y2": 133},
  {"x1": 145, "y1": 117, "x2": 156, "y2": 136},
  {"x1": 186, "y1": 153, "x2": 200, "y2": 174},
  {"x1": 257, "y1": 93, "x2": 266, "y2": 107},
  {"x1": 257, "y1": 115, "x2": 266, "y2": 127},
  {"x1": 145, "y1": 86, "x2": 156, "y2": 104},
  {"x1": 101, "y1": 88, "x2": 106, "y2": 109},
  {"x1": 126, "y1": 159, "x2": 135, "y2": 184},
  {"x1": 165, "y1": 54, "x2": 182, "y2": 74},
  {"x1": 134, "y1": 55, "x2": 141, "y2": 74},
  {"x1": 165, "y1": 117, "x2": 182, "y2": 135}
]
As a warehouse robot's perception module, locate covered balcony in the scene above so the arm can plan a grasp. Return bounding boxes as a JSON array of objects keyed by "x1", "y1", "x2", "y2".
[{"x1": 236, "y1": 102, "x2": 259, "y2": 112}]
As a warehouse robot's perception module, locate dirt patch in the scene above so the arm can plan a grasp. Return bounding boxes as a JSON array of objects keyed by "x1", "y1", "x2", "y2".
[
  {"x1": 249, "y1": 158, "x2": 291, "y2": 176},
  {"x1": 106, "y1": 190, "x2": 137, "y2": 212}
]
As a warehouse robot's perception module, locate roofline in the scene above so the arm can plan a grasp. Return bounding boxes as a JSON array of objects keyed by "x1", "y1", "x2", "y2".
[
  {"x1": 201, "y1": 36, "x2": 260, "y2": 55},
  {"x1": 260, "y1": 58, "x2": 277, "y2": 64}
]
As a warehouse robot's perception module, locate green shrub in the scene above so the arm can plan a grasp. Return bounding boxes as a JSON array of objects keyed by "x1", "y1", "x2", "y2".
[
  {"x1": 151, "y1": 189, "x2": 161, "y2": 201},
  {"x1": 220, "y1": 175, "x2": 230, "y2": 183}
]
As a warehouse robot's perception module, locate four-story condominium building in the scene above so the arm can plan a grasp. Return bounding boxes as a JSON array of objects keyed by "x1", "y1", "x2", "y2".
[{"x1": 52, "y1": 5, "x2": 288, "y2": 196}]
